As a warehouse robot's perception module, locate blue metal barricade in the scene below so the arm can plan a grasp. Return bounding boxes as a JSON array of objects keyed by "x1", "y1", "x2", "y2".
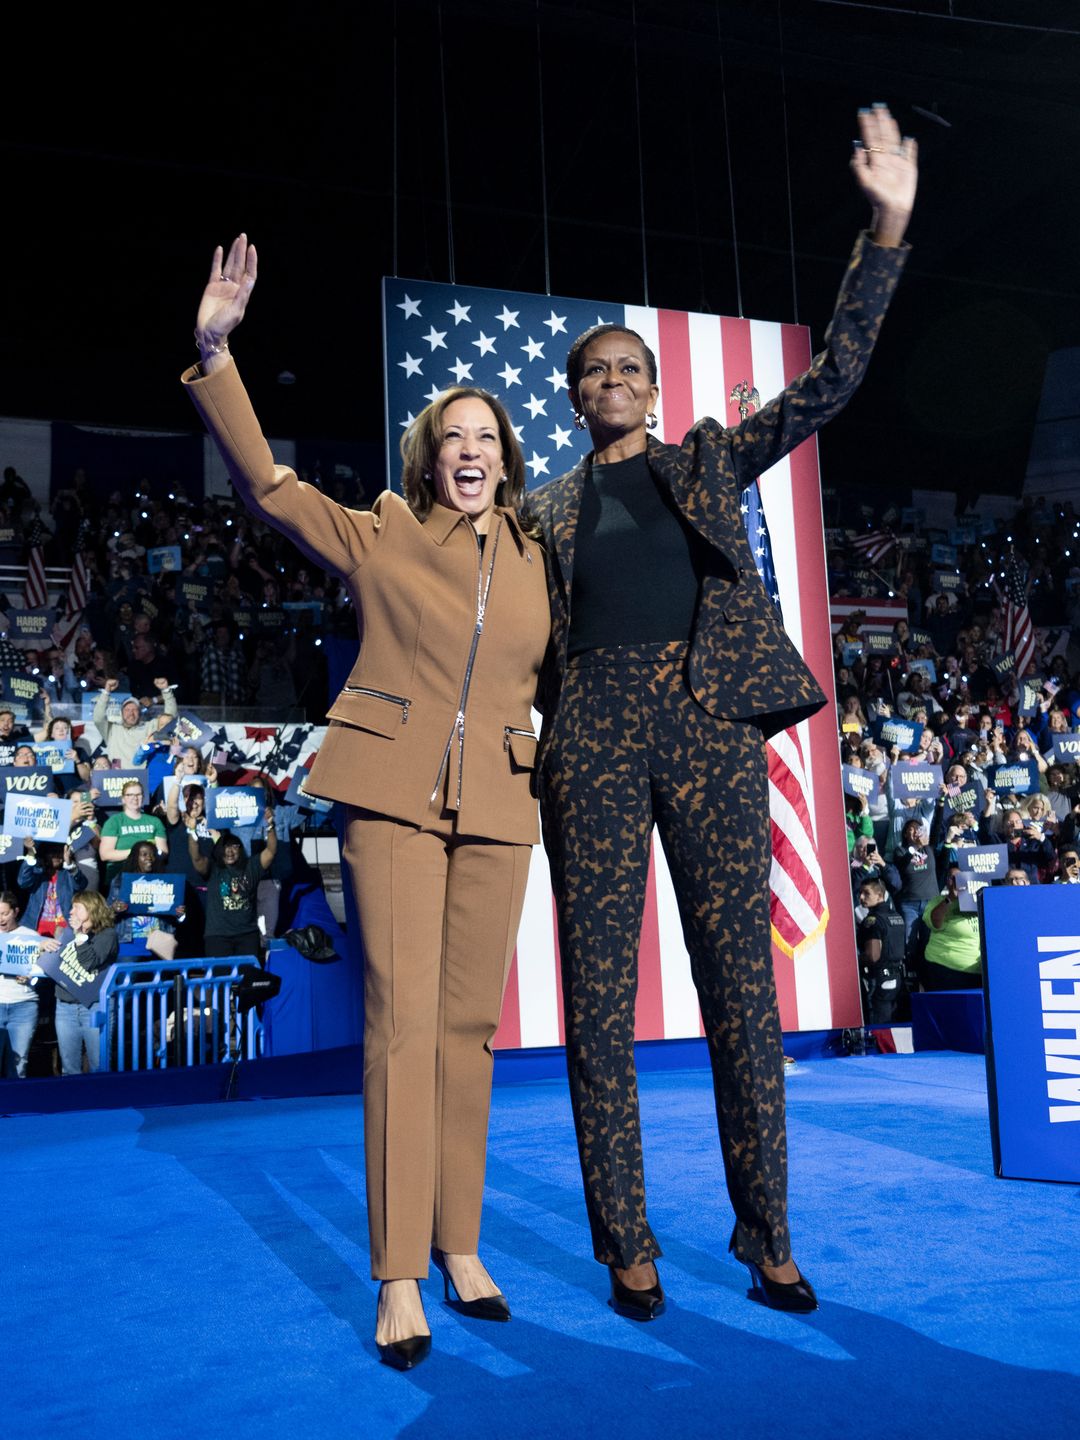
[{"x1": 96, "y1": 958, "x2": 264, "y2": 1072}]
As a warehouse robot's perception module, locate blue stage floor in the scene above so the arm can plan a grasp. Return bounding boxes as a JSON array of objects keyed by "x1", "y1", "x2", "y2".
[{"x1": 6, "y1": 1053, "x2": 1078, "y2": 1438}]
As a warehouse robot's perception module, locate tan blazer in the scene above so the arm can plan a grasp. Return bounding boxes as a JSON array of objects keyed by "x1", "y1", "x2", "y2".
[{"x1": 183, "y1": 361, "x2": 550, "y2": 844}]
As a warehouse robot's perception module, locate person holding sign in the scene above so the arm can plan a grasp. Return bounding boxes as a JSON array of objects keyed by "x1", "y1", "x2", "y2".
[
  {"x1": 0, "y1": 891, "x2": 43, "y2": 1078},
  {"x1": 18, "y1": 842, "x2": 87, "y2": 935},
  {"x1": 185, "y1": 234, "x2": 549, "y2": 1369},
  {"x1": 39, "y1": 893, "x2": 118, "y2": 1075},
  {"x1": 108, "y1": 841, "x2": 184, "y2": 961},
  {"x1": 98, "y1": 780, "x2": 167, "y2": 885},
  {"x1": 187, "y1": 817, "x2": 276, "y2": 959}
]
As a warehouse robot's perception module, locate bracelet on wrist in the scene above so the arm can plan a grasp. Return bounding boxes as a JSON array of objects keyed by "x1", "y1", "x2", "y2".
[{"x1": 195, "y1": 330, "x2": 230, "y2": 357}]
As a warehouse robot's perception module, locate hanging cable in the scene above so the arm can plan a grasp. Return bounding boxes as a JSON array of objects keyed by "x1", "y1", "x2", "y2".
[
  {"x1": 714, "y1": 4, "x2": 743, "y2": 317},
  {"x1": 391, "y1": 0, "x2": 399, "y2": 278},
  {"x1": 535, "y1": 0, "x2": 552, "y2": 295},
  {"x1": 776, "y1": 0, "x2": 799, "y2": 324},
  {"x1": 436, "y1": 0, "x2": 456, "y2": 285},
  {"x1": 630, "y1": 0, "x2": 650, "y2": 307}
]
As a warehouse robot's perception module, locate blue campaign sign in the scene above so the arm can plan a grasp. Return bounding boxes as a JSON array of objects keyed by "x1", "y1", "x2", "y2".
[
  {"x1": 841, "y1": 764, "x2": 879, "y2": 805},
  {"x1": 989, "y1": 758, "x2": 1041, "y2": 796},
  {"x1": 872, "y1": 715, "x2": 924, "y2": 754},
  {"x1": 906, "y1": 658, "x2": 938, "y2": 683},
  {"x1": 147, "y1": 545, "x2": 182, "y2": 574},
  {"x1": 5, "y1": 608, "x2": 55, "y2": 644},
  {"x1": 91, "y1": 769, "x2": 148, "y2": 809},
  {"x1": 892, "y1": 761, "x2": 942, "y2": 802},
  {"x1": 158, "y1": 713, "x2": 216, "y2": 749},
  {"x1": 0, "y1": 766, "x2": 55, "y2": 799},
  {"x1": 2, "y1": 672, "x2": 42, "y2": 709},
  {"x1": 958, "y1": 844, "x2": 1009, "y2": 882},
  {"x1": 120, "y1": 872, "x2": 184, "y2": 915},
  {"x1": 1017, "y1": 678, "x2": 1045, "y2": 718},
  {"x1": 1051, "y1": 733, "x2": 1080, "y2": 765},
  {"x1": 284, "y1": 766, "x2": 333, "y2": 814},
  {"x1": 862, "y1": 628, "x2": 897, "y2": 656},
  {"x1": 0, "y1": 932, "x2": 43, "y2": 977},
  {"x1": 1, "y1": 794, "x2": 73, "y2": 841},
  {"x1": 32, "y1": 741, "x2": 74, "y2": 774},
  {"x1": 982, "y1": 886, "x2": 1080, "y2": 1181},
  {"x1": 207, "y1": 786, "x2": 265, "y2": 837},
  {"x1": 943, "y1": 777, "x2": 986, "y2": 817},
  {"x1": 35, "y1": 932, "x2": 111, "y2": 1007}
]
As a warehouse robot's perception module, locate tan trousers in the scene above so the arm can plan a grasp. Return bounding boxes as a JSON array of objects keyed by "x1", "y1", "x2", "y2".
[{"x1": 343, "y1": 802, "x2": 532, "y2": 1280}]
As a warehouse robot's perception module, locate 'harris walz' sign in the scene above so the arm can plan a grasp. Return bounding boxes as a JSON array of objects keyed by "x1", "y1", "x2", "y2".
[
  {"x1": 35, "y1": 933, "x2": 110, "y2": 1007},
  {"x1": 5, "y1": 608, "x2": 55, "y2": 644},
  {"x1": 943, "y1": 778, "x2": 986, "y2": 816},
  {"x1": 982, "y1": 888, "x2": 1080, "y2": 1182},
  {"x1": 842, "y1": 765, "x2": 879, "y2": 804},
  {"x1": 891, "y1": 762, "x2": 942, "y2": 801}
]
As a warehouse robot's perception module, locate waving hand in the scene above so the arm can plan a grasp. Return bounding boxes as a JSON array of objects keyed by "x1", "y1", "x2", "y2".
[{"x1": 195, "y1": 233, "x2": 258, "y2": 369}]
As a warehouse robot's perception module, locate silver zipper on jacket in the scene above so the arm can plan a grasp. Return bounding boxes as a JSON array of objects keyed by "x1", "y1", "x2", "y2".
[
  {"x1": 429, "y1": 520, "x2": 502, "y2": 805},
  {"x1": 342, "y1": 684, "x2": 411, "y2": 725},
  {"x1": 503, "y1": 726, "x2": 535, "y2": 751}
]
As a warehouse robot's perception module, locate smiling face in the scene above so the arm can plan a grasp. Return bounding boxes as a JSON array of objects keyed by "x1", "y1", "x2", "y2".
[
  {"x1": 430, "y1": 397, "x2": 505, "y2": 534},
  {"x1": 571, "y1": 331, "x2": 659, "y2": 447}
]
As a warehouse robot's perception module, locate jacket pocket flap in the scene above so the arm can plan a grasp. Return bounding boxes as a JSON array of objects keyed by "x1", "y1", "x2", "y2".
[
  {"x1": 326, "y1": 691, "x2": 406, "y2": 738},
  {"x1": 507, "y1": 730, "x2": 538, "y2": 769}
]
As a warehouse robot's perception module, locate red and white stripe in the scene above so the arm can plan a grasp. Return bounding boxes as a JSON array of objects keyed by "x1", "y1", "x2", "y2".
[
  {"x1": 829, "y1": 595, "x2": 908, "y2": 634},
  {"x1": 493, "y1": 300, "x2": 861, "y2": 1047},
  {"x1": 24, "y1": 546, "x2": 48, "y2": 610},
  {"x1": 54, "y1": 551, "x2": 90, "y2": 652}
]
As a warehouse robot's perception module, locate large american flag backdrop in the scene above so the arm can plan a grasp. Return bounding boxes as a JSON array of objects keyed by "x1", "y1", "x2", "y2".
[{"x1": 383, "y1": 277, "x2": 861, "y2": 1040}]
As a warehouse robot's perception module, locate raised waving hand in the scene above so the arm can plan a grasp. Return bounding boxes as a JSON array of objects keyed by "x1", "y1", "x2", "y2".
[
  {"x1": 850, "y1": 104, "x2": 918, "y2": 247},
  {"x1": 195, "y1": 233, "x2": 258, "y2": 372}
]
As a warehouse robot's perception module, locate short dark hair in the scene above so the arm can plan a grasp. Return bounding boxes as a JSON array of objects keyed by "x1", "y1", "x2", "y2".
[{"x1": 565, "y1": 324, "x2": 658, "y2": 391}]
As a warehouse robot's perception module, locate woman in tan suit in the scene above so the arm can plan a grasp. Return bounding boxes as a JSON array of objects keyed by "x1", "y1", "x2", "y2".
[{"x1": 184, "y1": 236, "x2": 550, "y2": 1370}]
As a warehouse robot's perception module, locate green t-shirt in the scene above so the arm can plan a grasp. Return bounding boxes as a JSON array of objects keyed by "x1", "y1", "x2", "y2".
[
  {"x1": 100, "y1": 811, "x2": 167, "y2": 884},
  {"x1": 922, "y1": 897, "x2": 982, "y2": 974}
]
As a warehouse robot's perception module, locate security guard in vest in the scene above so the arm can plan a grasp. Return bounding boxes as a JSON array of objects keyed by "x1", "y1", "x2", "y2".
[{"x1": 856, "y1": 878, "x2": 907, "y2": 1024}]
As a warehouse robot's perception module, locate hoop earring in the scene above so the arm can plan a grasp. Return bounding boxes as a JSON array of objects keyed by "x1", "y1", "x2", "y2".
[
  {"x1": 573, "y1": 412, "x2": 587, "y2": 431},
  {"x1": 646, "y1": 412, "x2": 658, "y2": 431}
]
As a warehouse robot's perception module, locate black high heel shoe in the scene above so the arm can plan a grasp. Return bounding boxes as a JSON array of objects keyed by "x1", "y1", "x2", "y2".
[
  {"x1": 608, "y1": 1264, "x2": 666, "y2": 1321},
  {"x1": 430, "y1": 1248, "x2": 511, "y2": 1321},
  {"x1": 741, "y1": 1258, "x2": 819, "y2": 1313},
  {"x1": 376, "y1": 1283, "x2": 432, "y2": 1370}
]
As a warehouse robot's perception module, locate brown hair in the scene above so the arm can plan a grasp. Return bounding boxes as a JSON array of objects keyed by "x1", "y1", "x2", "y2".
[
  {"x1": 72, "y1": 890, "x2": 116, "y2": 933},
  {"x1": 400, "y1": 387, "x2": 529, "y2": 525}
]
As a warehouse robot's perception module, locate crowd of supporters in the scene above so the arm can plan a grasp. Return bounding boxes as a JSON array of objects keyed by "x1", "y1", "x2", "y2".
[
  {"x1": 0, "y1": 464, "x2": 355, "y2": 1079},
  {"x1": 830, "y1": 494, "x2": 1080, "y2": 1026},
  {"x1": 1, "y1": 462, "x2": 364, "y2": 713}
]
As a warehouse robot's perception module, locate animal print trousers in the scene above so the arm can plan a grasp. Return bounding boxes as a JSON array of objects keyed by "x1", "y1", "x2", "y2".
[{"x1": 539, "y1": 642, "x2": 791, "y2": 1269}]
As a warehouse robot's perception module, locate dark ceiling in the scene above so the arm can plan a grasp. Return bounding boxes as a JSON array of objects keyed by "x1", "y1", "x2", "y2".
[{"x1": 5, "y1": 0, "x2": 1080, "y2": 501}]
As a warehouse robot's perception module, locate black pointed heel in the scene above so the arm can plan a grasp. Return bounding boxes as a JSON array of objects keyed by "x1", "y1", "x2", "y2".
[
  {"x1": 608, "y1": 1264, "x2": 666, "y2": 1321},
  {"x1": 376, "y1": 1282, "x2": 432, "y2": 1370},
  {"x1": 377, "y1": 1333, "x2": 432, "y2": 1370},
  {"x1": 742, "y1": 1258, "x2": 819, "y2": 1313},
  {"x1": 430, "y1": 1247, "x2": 511, "y2": 1321}
]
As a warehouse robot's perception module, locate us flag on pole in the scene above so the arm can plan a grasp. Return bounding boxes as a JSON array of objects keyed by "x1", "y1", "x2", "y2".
[
  {"x1": 23, "y1": 516, "x2": 49, "y2": 610},
  {"x1": 1000, "y1": 550, "x2": 1035, "y2": 678},
  {"x1": 383, "y1": 277, "x2": 860, "y2": 1038}
]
